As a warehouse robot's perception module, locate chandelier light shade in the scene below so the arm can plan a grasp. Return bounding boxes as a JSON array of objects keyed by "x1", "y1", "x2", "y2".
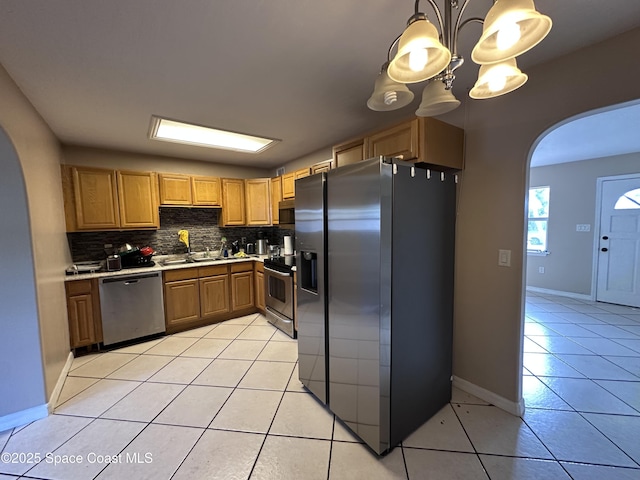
[
  {"x1": 367, "y1": 0, "x2": 551, "y2": 116},
  {"x1": 471, "y1": 0, "x2": 552, "y2": 65},
  {"x1": 387, "y1": 15, "x2": 451, "y2": 84},
  {"x1": 367, "y1": 65, "x2": 415, "y2": 111},
  {"x1": 415, "y1": 80, "x2": 460, "y2": 117},
  {"x1": 469, "y1": 58, "x2": 528, "y2": 99}
]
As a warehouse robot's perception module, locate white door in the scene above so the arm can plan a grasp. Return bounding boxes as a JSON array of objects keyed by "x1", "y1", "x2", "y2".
[{"x1": 596, "y1": 175, "x2": 640, "y2": 307}]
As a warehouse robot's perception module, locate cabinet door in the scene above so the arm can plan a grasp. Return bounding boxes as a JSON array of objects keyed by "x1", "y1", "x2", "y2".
[
  {"x1": 67, "y1": 293, "x2": 97, "y2": 348},
  {"x1": 271, "y1": 176, "x2": 282, "y2": 225},
  {"x1": 231, "y1": 271, "x2": 254, "y2": 311},
  {"x1": 282, "y1": 173, "x2": 295, "y2": 199},
  {"x1": 295, "y1": 168, "x2": 311, "y2": 180},
  {"x1": 158, "y1": 173, "x2": 192, "y2": 205},
  {"x1": 117, "y1": 171, "x2": 160, "y2": 228},
  {"x1": 72, "y1": 167, "x2": 120, "y2": 230},
  {"x1": 220, "y1": 178, "x2": 246, "y2": 226},
  {"x1": 366, "y1": 119, "x2": 419, "y2": 161},
  {"x1": 192, "y1": 176, "x2": 221, "y2": 206},
  {"x1": 245, "y1": 178, "x2": 272, "y2": 226},
  {"x1": 333, "y1": 139, "x2": 365, "y2": 167},
  {"x1": 312, "y1": 161, "x2": 332, "y2": 174},
  {"x1": 255, "y1": 269, "x2": 265, "y2": 312},
  {"x1": 164, "y1": 279, "x2": 200, "y2": 328},
  {"x1": 200, "y1": 274, "x2": 230, "y2": 317}
]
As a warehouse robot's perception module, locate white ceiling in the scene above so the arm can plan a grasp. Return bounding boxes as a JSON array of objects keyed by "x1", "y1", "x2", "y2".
[
  {"x1": 1, "y1": 1, "x2": 640, "y2": 169},
  {"x1": 531, "y1": 101, "x2": 640, "y2": 167}
]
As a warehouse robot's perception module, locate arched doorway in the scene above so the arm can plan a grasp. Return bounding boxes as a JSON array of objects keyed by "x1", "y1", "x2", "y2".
[{"x1": 0, "y1": 126, "x2": 47, "y2": 429}]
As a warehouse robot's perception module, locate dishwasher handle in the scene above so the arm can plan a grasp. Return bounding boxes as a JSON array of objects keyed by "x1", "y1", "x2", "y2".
[{"x1": 100, "y1": 272, "x2": 160, "y2": 284}]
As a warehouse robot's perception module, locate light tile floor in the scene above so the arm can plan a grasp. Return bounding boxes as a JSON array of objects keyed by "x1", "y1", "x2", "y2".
[{"x1": 1, "y1": 296, "x2": 639, "y2": 479}]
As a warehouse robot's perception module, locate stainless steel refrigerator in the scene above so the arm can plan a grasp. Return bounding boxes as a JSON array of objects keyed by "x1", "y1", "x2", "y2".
[{"x1": 296, "y1": 157, "x2": 456, "y2": 455}]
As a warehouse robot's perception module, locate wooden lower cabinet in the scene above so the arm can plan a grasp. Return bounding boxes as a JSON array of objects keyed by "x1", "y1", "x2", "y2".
[
  {"x1": 164, "y1": 278, "x2": 200, "y2": 328},
  {"x1": 66, "y1": 279, "x2": 102, "y2": 349},
  {"x1": 255, "y1": 263, "x2": 265, "y2": 313},
  {"x1": 231, "y1": 268, "x2": 254, "y2": 312},
  {"x1": 164, "y1": 262, "x2": 257, "y2": 333},
  {"x1": 200, "y1": 274, "x2": 230, "y2": 317}
]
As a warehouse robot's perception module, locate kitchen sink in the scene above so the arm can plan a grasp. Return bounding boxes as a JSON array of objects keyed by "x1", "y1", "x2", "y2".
[{"x1": 160, "y1": 258, "x2": 189, "y2": 265}]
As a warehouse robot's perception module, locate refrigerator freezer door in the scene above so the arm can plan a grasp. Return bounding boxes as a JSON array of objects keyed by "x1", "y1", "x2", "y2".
[
  {"x1": 295, "y1": 173, "x2": 328, "y2": 404},
  {"x1": 326, "y1": 158, "x2": 393, "y2": 454}
]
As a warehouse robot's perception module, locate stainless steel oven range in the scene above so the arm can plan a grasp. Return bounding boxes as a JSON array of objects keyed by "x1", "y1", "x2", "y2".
[{"x1": 264, "y1": 255, "x2": 296, "y2": 338}]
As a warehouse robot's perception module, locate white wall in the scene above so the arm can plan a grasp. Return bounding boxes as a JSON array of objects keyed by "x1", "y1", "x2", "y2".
[
  {"x1": 0, "y1": 62, "x2": 70, "y2": 419},
  {"x1": 453, "y1": 27, "x2": 640, "y2": 406},
  {"x1": 527, "y1": 153, "x2": 640, "y2": 295}
]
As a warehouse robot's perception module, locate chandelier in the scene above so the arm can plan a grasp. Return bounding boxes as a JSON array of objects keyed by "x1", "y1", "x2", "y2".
[{"x1": 367, "y1": 0, "x2": 552, "y2": 116}]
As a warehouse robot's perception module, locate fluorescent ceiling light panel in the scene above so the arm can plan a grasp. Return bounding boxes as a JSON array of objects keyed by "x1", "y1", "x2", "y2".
[{"x1": 149, "y1": 116, "x2": 278, "y2": 153}]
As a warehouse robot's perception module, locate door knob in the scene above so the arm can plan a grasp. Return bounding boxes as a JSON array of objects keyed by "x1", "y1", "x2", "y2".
[
  {"x1": 601, "y1": 248, "x2": 608, "y2": 252},
  {"x1": 602, "y1": 236, "x2": 609, "y2": 240}
]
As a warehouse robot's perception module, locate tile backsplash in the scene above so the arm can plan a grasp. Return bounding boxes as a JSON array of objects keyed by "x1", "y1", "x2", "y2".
[{"x1": 67, "y1": 207, "x2": 293, "y2": 262}]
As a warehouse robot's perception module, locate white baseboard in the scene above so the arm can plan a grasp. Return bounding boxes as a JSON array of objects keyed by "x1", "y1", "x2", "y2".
[
  {"x1": 526, "y1": 286, "x2": 593, "y2": 301},
  {"x1": 47, "y1": 351, "x2": 74, "y2": 414},
  {"x1": 0, "y1": 404, "x2": 48, "y2": 432},
  {"x1": 453, "y1": 376, "x2": 525, "y2": 417},
  {"x1": 0, "y1": 352, "x2": 73, "y2": 432}
]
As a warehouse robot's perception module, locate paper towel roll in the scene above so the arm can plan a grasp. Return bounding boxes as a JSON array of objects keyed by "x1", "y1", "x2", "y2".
[{"x1": 283, "y1": 236, "x2": 293, "y2": 255}]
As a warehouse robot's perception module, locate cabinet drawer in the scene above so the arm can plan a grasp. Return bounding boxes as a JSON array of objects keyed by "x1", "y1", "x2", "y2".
[
  {"x1": 198, "y1": 265, "x2": 228, "y2": 277},
  {"x1": 254, "y1": 261, "x2": 264, "y2": 274},
  {"x1": 66, "y1": 279, "x2": 93, "y2": 296},
  {"x1": 164, "y1": 267, "x2": 199, "y2": 282},
  {"x1": 230, "y1": 262, "x2": 253, "y2": 273}
]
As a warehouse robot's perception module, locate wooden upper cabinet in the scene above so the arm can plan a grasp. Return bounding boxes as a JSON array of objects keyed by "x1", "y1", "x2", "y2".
[
  {"x1": 271, "y1": 176, "x2": 282, "y2": 225},
  {"x1": 312, "y1": 160, "x2": 332, "y2": 174},
  {"x1": 282, "y1": 168, "x2": 312, "y2": 200},
  {"x1": 117, "y1": 170, "x2": 160, "y2": 228},
  {"x1": 294, "y1": 167, "x2": 311, "y2": 180},
  {"x1": 331, "y1": 117, "x2": 464, "y2": 171},
  {"x1": 421, "y1": 117, "x2": 465, "y2": 170},
  {"x1": 64, "y1": 166, "x2": 159, "y2": 231},
  {"x1": 72, "y1": 166, "x2": 120, "y2": 230},
  {"x1": 220, "y1": 178, "x2": 246, "y2": 226},
  {"x1": 282, "y1": 173, "x2": 295, "y2": 199},
  {"x1": 245, "y1": 178, "x2": 271, "y2": 226},
  {"x1": 158, "y1": 173, "x2": 192, "y2": 205},
  {"x1": 333, "y1": 138, "x2": 365, "y2": 168},
  {"x1": 366, "y1": 118, "x2": 419, "y2": 161},
  {"x1": 191, "y1": 176, "x2": 221, "y2": 206}
]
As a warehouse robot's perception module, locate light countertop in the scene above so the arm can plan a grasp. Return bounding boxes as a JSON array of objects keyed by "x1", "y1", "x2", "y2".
[{"x1": 65, "y1": 254, "x2": 268, "y2": 282}]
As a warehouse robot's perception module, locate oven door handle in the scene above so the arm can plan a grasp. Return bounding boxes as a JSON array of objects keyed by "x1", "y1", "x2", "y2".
[{"x1": 264, "y1": 267, "x2": 292, "y2": 278}]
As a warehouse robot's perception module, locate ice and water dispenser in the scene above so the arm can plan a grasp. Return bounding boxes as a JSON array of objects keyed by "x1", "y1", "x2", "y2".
[{"x1": 299, "y1": 251, "x2": 318, "y2": 293}]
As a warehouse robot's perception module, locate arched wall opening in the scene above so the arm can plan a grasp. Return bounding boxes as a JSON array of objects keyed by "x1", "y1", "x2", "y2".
[{"x1": 0, "y1": 126, "x2": 47, "y2": 427}]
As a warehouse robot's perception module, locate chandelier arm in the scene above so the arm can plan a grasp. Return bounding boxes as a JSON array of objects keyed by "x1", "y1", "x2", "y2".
[
  {"x1": 453, "y1": 17, "x2": 484, "y2": 55},
  {"x1": 423, "y1": 0, "x2": 444, "y2": 34},
  {"x1": 386, "y1": 33, "x2": 403, "y2": 63}
]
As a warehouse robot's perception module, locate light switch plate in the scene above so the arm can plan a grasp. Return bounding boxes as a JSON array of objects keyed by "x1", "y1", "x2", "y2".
[
  {"x1": 576, "y1": 224, "x2": 591, "y2": 232},
  {"x1": 498, "y1": 249, "x2": 511, "y2": 267}
]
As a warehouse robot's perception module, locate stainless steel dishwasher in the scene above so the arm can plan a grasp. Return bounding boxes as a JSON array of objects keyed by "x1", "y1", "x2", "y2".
[{"x1": 99, "y1": 272, "x2": 165, "y2": 346}]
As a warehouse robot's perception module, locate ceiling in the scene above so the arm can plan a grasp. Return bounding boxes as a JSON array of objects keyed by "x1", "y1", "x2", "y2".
[
  {"x1": 531, "y1": 101, "x2": 640, "y2": 167},
  {"x1": 1, "y1": 1, "x2": 640, "y2": 169}
]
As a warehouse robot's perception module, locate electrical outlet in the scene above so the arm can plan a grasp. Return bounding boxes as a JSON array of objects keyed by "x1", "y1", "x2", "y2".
[
  {"x1": 498, "y1": 249, "x2": 511, "y2": 267},
  {"x1": 576, "y1": 224, "x2": 591, "y2": 232},
  {"x1": 538, "y1": 266, "x2": 545, "y2": 273}
]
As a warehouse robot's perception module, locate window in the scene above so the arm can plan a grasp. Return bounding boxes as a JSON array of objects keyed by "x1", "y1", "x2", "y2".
[
  {"x1": 614, "y1": 188, "x2": 640, "y2": 209},
  {"x1": 528, "y1": 186, "x2": 550, "y2": 253}
]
